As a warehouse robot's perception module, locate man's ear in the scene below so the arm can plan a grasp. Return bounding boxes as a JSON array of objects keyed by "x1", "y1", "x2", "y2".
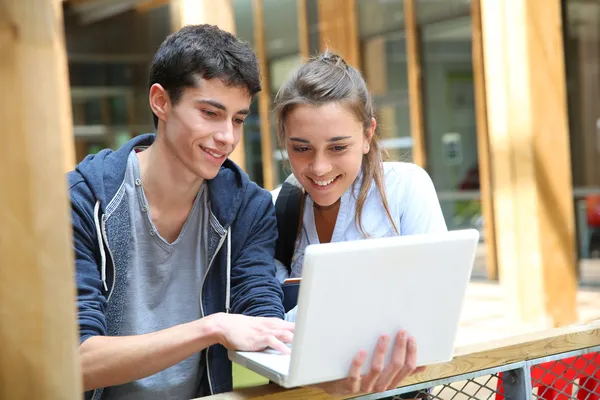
[{"x1": 149, "y1": 83, "x2": 170, "y2": 124}]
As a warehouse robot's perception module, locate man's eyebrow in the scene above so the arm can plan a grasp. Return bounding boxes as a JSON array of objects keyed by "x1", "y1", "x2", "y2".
[{"x1": 195, "y1": 99, "x2": 250, "y2": 115}]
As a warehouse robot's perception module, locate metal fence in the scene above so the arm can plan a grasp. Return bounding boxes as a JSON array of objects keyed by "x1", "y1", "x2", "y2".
[{"x1": 352, "y1": 345, "x2": 600, "y2": 400}]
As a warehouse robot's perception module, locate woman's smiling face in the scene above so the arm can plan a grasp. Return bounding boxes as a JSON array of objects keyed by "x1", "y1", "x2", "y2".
[{"x1": 285, "y1": 102, "x2": 374, "y2": 207}]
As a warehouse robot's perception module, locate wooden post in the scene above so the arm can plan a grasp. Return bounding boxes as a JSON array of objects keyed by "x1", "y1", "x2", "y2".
[
  {"x1": 471, "y1": 0, "x2": 498, "y2": 281},
  {"x1": 403, "y1": 0, "x2": 427, "y2": 169},
  {"x1": 252, "y1": 0, "x2": 275, "y2": 191},
  {"x1": 481, "y1": 0, "x2": 577, "y2": 328},
  {"x1": 170, "y1": 0, "x2": 246, "y2": 170},
  {"x1": 316, "y1": 0, "x2": 360, "y2": 68},
  {"x1": 0, "y1": 0, "x2": 82, "y2": 398}
]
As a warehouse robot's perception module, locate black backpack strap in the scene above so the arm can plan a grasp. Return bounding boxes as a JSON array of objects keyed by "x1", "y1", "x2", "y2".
[{"x1": 274, "y1": 174, "x2": 303, "y2": 275}]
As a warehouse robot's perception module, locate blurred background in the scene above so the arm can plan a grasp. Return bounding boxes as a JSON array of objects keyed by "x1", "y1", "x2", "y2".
[{"x1": 60, "y1": 0, "x2": 600, "y2": 289}]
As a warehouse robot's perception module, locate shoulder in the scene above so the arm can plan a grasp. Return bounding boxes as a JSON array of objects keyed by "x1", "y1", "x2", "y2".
[
  {"x1": 382, "y1": 162, "x2": 434, "y2": 195},
  {"x1": 67, "y1": 169, "x2": 96, "y2": 222},
  {"x1": 241, "y1": 180, "x2": 274, "y2": 215}
]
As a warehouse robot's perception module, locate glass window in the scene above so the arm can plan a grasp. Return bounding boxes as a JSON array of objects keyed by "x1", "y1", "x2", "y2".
[
  {"x1": 358, "y1": 0, "x2": 412, "y2": 162},
  {"x1": 234, "y1": 0, "x2": 264, "y2": 186},
  {"x1": 64, "y1": 5, "x2": 170, "y2": 162},
  {"x1": 564, "y1": 0, "x2": 600, "y2": 265},
  {"x1": 264, "y1": 0, "x2": 304, "y2": 185},
  {"x1": 418, "y1": 1, "x2": 486, "y2": 275}
]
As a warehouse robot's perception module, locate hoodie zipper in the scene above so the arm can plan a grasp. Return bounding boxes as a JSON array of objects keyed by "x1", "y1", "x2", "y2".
[{"x1": 200, "y1": 230, "x2": 228, "y2": 395}]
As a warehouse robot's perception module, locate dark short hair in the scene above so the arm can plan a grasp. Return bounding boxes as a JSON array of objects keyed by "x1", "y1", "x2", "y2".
[{"x1": 149, "y1": 24, "x2": 261, "y2": 128}]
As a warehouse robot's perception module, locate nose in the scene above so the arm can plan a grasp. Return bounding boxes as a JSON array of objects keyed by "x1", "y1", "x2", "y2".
[
  {"x1": 213, "y1": 121, "x2": 235, "y2": 147},
  {"x1": 309, "y1": 152, "x2": 332, "y2": 177}
]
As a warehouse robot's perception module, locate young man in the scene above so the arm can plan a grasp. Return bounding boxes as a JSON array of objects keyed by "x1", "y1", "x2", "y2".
[{"x1": 70, "y1": 25, "x2": 293, "y2": 399}]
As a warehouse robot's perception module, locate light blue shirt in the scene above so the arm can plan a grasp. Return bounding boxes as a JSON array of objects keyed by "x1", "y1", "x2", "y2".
[{"x1": 271, "y1": 162, "x2": 447, "y2": 321}]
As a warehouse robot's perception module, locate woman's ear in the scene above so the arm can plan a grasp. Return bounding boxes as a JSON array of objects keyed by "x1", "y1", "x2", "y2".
[
  {"x1": 149, "y1": 83, "x2": 170, "y2": 124},
  {"x1": 363, "y1": 117, "x2": 377, "y2": 155}
]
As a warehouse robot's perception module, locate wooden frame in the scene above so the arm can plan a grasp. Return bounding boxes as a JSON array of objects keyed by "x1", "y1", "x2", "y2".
[
  {"x1": 252, "y1": 0, "x2": 276, "y2": 190},
  {"x1": 471, "y1": 0, "x2": 498, "y2": 281},
  {"x1": 1, "y1": 0, "x2": 81, "y2": 397},
  {"x1": 316, "y1": 0, "x2": 360, "y2": 68},
  {"x1": 403, "y1": 0, "x2": 427, "y2": 169}
]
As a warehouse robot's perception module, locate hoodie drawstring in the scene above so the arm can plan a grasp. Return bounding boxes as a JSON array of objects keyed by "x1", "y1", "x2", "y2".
[
  {"x1": 225, "y1": 227, "x2": 231, "y2": 314},
  {"x1": 94, "y1": 200, "x2": 108, "y2": 292}
]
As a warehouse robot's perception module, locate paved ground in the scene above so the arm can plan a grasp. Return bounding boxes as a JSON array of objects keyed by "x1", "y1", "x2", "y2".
[
  {"x1": 455, "y1": 280, "x2": 600, "y2": 347},
  {"x1": 463, "y1": 245, "x2": 600, "y2": 346}
]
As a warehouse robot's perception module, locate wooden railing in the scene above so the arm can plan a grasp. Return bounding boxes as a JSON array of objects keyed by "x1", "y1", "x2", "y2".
[{"x1": 202, "y1": 320, "x2": 600, "y2": 399}]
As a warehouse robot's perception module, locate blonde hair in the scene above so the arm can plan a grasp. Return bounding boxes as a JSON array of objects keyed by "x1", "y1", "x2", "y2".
[{"x1": 273, "y1": 51, "x2": 398, "y2": 236}]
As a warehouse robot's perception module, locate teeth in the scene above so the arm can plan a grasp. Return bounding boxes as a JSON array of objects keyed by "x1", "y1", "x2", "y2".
[
  {"x1": 312, "y1": 176, "x2": 337, "y2": 186},
  {"x1": 202, "y1": 147, "x2": 225, "y2": 158}
]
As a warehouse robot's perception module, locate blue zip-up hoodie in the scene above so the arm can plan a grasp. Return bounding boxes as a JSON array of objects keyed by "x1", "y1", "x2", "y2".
[{"x1": 69, "y1": 134, "x2": 285, "y2": 399}]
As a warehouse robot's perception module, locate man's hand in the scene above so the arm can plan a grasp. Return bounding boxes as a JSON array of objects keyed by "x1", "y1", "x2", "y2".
[
  {"x1": 211, "y1": 313, "x2": 295, "y2": 355},
  {"x1": 314, "y1": 330, "x2": 426, "y2": 396}
]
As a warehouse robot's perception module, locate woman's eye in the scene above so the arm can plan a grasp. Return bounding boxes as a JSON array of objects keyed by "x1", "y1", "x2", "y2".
[
  {"x1": 332, "y1": 145, "x2": 348, "y2": 152},
  {"x1": 203, "y1": 110, "x2": 217, "y2": 117},
  {"x1": 293, "y1": 146, "x2": 310, "y2": 153},
  {"x1": 233, "y1": 118, "x2": 245, "y2": 125}
]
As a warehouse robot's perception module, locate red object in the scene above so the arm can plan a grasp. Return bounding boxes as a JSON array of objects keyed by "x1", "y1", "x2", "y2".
[
  {"x1": 496, "y1": 352, "x2": 600, "y2": 399},
  {"x1": 587, "y1": 196, "x2": 600, "y2": 228}
]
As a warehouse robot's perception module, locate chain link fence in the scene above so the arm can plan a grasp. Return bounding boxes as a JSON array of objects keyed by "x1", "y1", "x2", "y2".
[{"x1": 353, "y1": 345, "x2": 600, "y2": 400}]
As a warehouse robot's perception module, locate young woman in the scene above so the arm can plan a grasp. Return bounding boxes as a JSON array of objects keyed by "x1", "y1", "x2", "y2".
[{"x1": 272, "y1": 52, "x2": 447, "y2": 398}]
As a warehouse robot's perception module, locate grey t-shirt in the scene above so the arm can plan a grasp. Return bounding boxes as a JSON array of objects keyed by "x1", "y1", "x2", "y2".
[{"x1": 103, "y1": 151, "x2": 208, "y2": 400}]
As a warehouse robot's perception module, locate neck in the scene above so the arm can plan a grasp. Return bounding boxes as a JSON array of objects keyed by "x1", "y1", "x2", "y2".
[
  {"x1": 313, "y1": 199, "x2": 341, "y2": 243},
  {"x1": 136, "y1": 134, "x2": 204, "y2": 212}
]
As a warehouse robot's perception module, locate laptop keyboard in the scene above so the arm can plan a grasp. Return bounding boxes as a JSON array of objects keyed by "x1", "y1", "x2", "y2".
[{"x1": 263, "y1": 342, "x2": 292, "y2": 355}]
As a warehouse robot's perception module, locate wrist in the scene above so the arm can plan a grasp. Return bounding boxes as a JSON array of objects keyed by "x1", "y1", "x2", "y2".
[{"x1": 195, "y1": 313, "x2": 226, "y2": 347}]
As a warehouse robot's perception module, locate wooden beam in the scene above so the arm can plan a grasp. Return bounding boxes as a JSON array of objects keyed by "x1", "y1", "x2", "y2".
[
  {"x1": 403, "y1": 0, "x2": 427, "y2": 169},
  {"x1": 204, "y1": 321, "x2": 600, "y2": 399},
  {"x1": 170, "y1": 0, "x2": 246, "y2": 170},
  {"x1": 481, "y1": 0, "x2": 577, "y2": 328},
  {"x1": 252, "y1": 0, "x2": 275, "y2": 191},
  {"x1": 0, "y1": 0, "x2": 81, "y2": 398},
  {"x1": 316, "y1": 0, "x2": 360, "y2": 68},
  {"x1": 471, "y1": 0, "x2": 498, "y2": 281}
]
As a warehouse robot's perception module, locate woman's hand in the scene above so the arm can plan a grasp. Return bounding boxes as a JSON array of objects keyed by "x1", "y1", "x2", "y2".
[{"x1": 313, "y1": 330, "x2": 425, "y2": 396}]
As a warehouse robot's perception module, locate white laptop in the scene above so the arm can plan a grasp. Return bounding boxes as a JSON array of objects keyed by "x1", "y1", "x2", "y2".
[{"x1": 228, "y1": 229, "x2": 479, "y2": 388}]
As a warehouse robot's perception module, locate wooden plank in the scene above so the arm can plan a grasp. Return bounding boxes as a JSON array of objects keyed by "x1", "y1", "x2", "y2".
[
  {"x1": 403, "y1": 0, "x2": 427, "y2": 169},
  {"x1": 316, "y1": 0, "x2": 360, "y2": 68},
  {"x1": 470, "y1": 0, "x2": 498, "y2": 281},
  {"x1": 297, "y1": 0, "x2": 310, "y2": 60},
  {"x1": 0, "y1": 0, "x2": 82, "y2": 398},
  {"x1": 169, "y1": 0, "x2": 246, "y2": 170},
  {"x1": 481, "y1": 0, "x2": 577, "y2": 328},
  {"x1": 252, "y1": 0, "x2": 275, "y2": 191},
  {"x1": 203, "y1": 321, "x2": 600, "y2": 399}
]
